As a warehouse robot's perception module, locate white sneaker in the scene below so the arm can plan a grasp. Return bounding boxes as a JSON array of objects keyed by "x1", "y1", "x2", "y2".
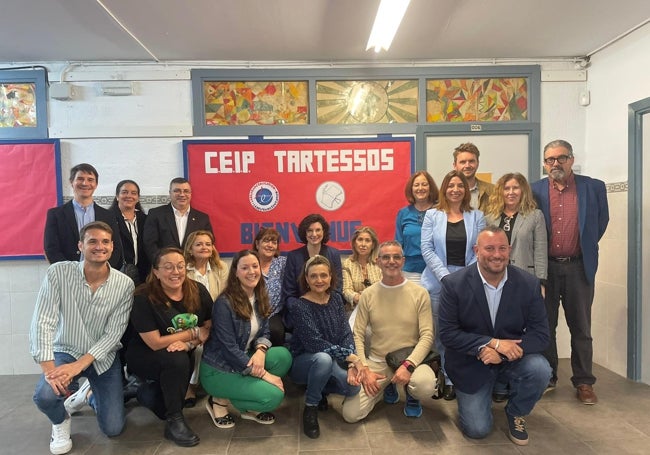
[
  {"x1": 50, "y1": 415, "x2": 72, "y2": 454},
  {"x1": 64, "y1": 380, "x2": 91, "y2": 415}
]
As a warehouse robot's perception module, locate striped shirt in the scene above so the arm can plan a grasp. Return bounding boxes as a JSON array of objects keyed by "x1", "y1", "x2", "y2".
[{"x1": 30, "y1": 261, "x2": 134, "y2": 375}]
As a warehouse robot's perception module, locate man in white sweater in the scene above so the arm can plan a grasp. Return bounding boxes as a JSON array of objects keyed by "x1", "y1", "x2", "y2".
[{"x1": 342, "y1": 241, "x2": 436, "y2": 422}]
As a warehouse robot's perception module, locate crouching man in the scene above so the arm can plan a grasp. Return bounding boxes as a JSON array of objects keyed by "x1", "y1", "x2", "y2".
[
  {"x1": 439, "y1": 227, "x2": 551, "y2": 445},
  {"x1": 342, "y1": 241, "x2": 437, "y2": 422},
  {"x1": 30, "y1": 221, "x2": 134, "y2": 454}
]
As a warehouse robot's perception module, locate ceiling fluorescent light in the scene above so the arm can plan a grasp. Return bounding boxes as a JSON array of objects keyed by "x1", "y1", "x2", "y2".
[{"x1": 366, "y1": 0, "x2": 411, "y2": 53}]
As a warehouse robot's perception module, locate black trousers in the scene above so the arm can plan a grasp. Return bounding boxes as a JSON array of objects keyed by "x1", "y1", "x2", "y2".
[
  {"x1": 126, "y1": 343, "x2": 192, "y2": 416},
  {"x1": 544, "y1": 259, "x2": 595, "y2": 387}
]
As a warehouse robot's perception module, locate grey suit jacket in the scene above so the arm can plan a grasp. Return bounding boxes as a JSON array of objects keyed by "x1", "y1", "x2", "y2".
[{"x1": 486, "y1": 209, "x2": 547, "y2": 280}]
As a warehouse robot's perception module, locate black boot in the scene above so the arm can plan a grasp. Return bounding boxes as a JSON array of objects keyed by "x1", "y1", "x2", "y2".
[
  {"x1": 164, "y1": 413, "x2": 200, "y2": 447},
  {"x1": 303, "y1": 405, "x2": 320, "y2": 439}
]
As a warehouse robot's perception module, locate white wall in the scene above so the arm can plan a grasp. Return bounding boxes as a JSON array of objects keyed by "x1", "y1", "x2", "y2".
[{"x1": 3, "y1": 47, "x2": 639, "y2": 374}]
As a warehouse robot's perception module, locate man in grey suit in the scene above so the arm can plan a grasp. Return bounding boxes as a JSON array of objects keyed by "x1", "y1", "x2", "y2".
[
  {"x1": 531, "y1": 139, "x2": 609, "y2": 405},
  {"x1": 143, "y1": 177, "x2": 213, "y2": 262}
]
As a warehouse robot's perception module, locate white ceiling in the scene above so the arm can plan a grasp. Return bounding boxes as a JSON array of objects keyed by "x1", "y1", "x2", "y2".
[{"x1": 1, "y1": 0, "x2": 650, "y2": 64}]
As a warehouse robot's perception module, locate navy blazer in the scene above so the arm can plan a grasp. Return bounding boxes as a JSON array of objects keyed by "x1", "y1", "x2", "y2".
[
  {"x1": 439, "y1": 264, "x2": 550, "y2": 394},
  {"x1": 142, "y1": 203, "x2": 213, "y2": 262},
  {"x1": 109, "y1": 205, "x2": 150, "y2": 282},
  {"x1": 531, "y1": 174, "x2": 609, "y2": 284},
  {"x1": 43, "y1": 200, "x2": 124, "y2": 269}
]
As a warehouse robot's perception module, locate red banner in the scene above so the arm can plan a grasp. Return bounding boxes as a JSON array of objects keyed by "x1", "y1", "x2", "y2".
[
  {"x1": 0, "y1": 140, "x2": 60, "y2": 259},
  {"x1": 184, "y1": 138, "x2": 413, "y2": 254}
]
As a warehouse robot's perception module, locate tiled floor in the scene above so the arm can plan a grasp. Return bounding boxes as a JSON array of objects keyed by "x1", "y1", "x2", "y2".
[{"x1": 2, "y1": 360, "x2": 649, "y2": 454}]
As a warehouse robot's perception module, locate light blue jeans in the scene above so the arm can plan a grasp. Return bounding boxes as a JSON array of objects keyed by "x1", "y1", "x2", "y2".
[
  {"x1": 455, "y1": 354, "x2": 551, "y2": 439},
  {"x1": 290, "y1": 352, "x2": 360, "y2": 406},
  {"x1": 33, "y1": 352, "x2": 125, "y2": 437}
]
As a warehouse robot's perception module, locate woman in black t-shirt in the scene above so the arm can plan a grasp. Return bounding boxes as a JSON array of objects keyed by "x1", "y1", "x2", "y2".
[{"x1": 127, "y1": 247, "x2": 212, "y2": 448}]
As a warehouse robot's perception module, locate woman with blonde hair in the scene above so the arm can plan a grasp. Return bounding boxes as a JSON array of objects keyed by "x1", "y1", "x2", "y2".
[
  {"x1": 342, "y1": 226, "x2": 382, "y2": 313},
  {"x1": 484, "y1": 172, "x2": 547, "y2": 285},
  {"x1": 182, "y1": 230, "x2": 228, "y2": 407}
]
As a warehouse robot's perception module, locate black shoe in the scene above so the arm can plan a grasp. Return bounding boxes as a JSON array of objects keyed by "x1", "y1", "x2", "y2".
[
  {"x1": 122, "y1": 376, "x2": 140, "y2": 403},
  {"x1": 442, "y1": 385, "x2": 456, "y2": 401},
  {"x1": 492, "y1": 392, "x2": 508, "y2": 403},
  {"x1": 302, "y1": 405, "x2": 320, "y2": 439},
  {"x1": 317, "y1": 395, "x2": 329, "y2": 411},
  {"x1": 544, "y1": 377, "x2": 558, "y2": 395},
  {"x1": 164, "y1": 413, "x2": 200, "y2": 447}
]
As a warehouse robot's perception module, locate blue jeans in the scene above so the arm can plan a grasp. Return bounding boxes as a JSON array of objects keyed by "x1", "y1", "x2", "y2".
[
  {"x1": 33, "y1": 352, "x2": 125, "y2": 437},
  {"x1": 290, "y1": 352, "x2": 360, "y2": 406},
  {"x1": 455, "y1": 354, "x2": 551, "y2": 439}
]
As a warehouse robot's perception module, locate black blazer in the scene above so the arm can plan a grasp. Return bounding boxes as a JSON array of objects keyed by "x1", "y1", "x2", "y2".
[
  {"x1": 43, "y1": 200, "x2": 124, "y2": 269},
  {"x1": 143, "y1": 203, "x2": 213, "y2": 262},
  {"x1": 109, "y1": 204, "x2": 150, "y2": 282}
]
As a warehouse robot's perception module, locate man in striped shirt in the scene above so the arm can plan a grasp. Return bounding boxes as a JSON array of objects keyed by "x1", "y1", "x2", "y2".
[{"x1": 30, "y1": 221, "x2": 134, "y2": 455}]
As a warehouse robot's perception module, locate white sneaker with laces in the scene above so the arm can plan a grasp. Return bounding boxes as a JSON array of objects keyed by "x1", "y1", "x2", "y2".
[
  {"x1": 64, "y1": 380, "x2": 91, "y2": 415},
  {"x1": 50, "y1": 415, "x2": 72, "y2": 454}
]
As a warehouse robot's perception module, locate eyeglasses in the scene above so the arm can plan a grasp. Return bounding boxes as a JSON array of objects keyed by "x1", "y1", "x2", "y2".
[
  {"x1": 363, "y1": 278, "x2": 372, "y2": 287},
  {"x1": 379, "y1": 254, "x2": 403, "y2": 262},
  {"x1": 172, "y1": 189, "x2": 192, "y2": 195},
  {"x1": 543, "y1": 155, "x2": 572, "y2": 165},
  {"x1": 159, "y1": 263, "x2": 186, "y2": 272}
]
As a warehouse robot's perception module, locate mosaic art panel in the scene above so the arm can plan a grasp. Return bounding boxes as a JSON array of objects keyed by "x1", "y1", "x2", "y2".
[
  {"x1": 203, "y1": 81, "x2": 308, "y2": 126},
  {"x1": 0, "y1": 83, "x2": 37, "y2": 128},
  {"x1": 426, "y1": 78, "x2": 528, "y2": 122}
]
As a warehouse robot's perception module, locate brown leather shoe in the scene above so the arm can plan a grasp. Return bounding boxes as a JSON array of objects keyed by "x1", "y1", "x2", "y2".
[{"x1": 576, "y1": 384, "x2": 598, "y2": 405}]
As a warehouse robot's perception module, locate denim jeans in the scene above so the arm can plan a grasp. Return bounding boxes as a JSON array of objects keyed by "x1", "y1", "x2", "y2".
[
  {"x1": 33, "y1": 352, "x2": 125, "y2": 437},
  {"x1": 455, "y1": 354, "x2": 551, "y2": 439},
  {"x1": 290, "y1": 352, "x2": 360, "y2": 406}
]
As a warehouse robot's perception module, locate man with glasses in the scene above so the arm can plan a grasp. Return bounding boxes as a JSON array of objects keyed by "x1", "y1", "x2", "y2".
[
  {"x1": 143, "y1": 177, "x2": 213, "y2": 262},
  {"x1": 342, "y1": 241, "x2": 436, "y2": 422},
  {"x1": 531, "y1": 140, "x2": 609, "y2": 405}
]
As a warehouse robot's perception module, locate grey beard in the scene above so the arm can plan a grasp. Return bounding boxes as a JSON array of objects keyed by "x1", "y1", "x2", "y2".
[{"x1": 549, "y1": 168, "x2": 566, "y2": 181}]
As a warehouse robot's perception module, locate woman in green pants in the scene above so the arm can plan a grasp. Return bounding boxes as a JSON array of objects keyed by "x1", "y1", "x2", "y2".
[{"x1": 200, "y1": 249, "x2": 292, "y2": 428}]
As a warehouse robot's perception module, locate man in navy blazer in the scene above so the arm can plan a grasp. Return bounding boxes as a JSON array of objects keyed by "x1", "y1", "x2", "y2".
[
  {"x1": 143, "y1": 177, "x2": 213, "y2": 262},
  {"x1": 439, "y1": 227, "x2": 551, "y2": 446},
  {"x1": 531, "y1": 139, "x2": 609, "y2": 405},
  {"x1": 44, "y1": 163, "x2": 123, "y2": 269}
]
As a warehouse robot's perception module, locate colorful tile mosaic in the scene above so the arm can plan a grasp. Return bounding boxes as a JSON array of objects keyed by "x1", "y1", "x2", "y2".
[
  {"x1": 426, "y1": 78, "x2": 528, "y2": 122},
  {"x1": 203, "y1": 81, "x2": 308, "y2": 126}
]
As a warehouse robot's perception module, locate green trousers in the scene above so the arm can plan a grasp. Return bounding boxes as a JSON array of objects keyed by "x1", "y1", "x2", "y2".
[{"x1": 200, "y1": 346, "x2": 292, "y2": 413}]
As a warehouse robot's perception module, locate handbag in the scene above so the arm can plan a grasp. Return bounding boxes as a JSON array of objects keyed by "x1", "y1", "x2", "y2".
[{"x1": 385, "y1": 346, "x2": 439, "y2": 371}]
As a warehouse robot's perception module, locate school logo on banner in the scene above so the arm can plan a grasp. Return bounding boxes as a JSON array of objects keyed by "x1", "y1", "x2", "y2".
[{"x1": 249, "y1": 181, "x2": 279, "y2": 212}]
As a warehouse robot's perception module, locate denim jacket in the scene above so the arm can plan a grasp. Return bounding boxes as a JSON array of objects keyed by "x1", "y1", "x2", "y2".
[{"x1": 202, "y1": 293, "x2": 271, "y2": 375}]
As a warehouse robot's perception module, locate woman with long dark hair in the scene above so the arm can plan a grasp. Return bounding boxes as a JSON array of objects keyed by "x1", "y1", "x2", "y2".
[
  {"x1": 127, "y1": 247, "x2": 212, "y2": 447},
  {"x1": 201, "y1": 250, "x2": 292, "y2": 429}
]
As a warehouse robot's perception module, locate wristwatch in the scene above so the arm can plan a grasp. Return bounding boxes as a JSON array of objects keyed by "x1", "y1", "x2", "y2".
[{"x1": 401, "y1": 360, "x2": 415, "y2": 373}]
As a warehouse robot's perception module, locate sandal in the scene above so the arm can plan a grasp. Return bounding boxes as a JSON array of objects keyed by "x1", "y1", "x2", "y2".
[
  {"x1": 205, "y1": 396, "x2": 235, "y2": 429},
  {"x1": 241, "y1": 411, "x2": 276, "y2": 425}
]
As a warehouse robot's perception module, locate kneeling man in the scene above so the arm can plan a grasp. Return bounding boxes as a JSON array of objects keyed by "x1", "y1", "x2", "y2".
[
  {"x1": 342, "y1": 241, "x2": 436, "y2": 422},
  {"x1": 439, "y1": 227, "x2": 551, "y2": 446}
]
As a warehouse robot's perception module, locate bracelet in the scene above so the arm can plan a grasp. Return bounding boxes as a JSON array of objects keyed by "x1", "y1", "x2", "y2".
[
  {"x1": 256, "y1": 345, "x2": 268, "y2": 353},
  {"x1": 494, "y1": 339, "x2": 500, "y2": 351},
  {"x1": 261, "y1": 371, "x2": 267, "y2": 379}
]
